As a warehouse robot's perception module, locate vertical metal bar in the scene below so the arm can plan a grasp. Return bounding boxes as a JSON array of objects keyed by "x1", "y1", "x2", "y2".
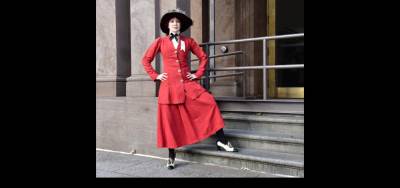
[
  {"x1": 263, "y1": 39, "x2": 267, "y2": 100},
  {"x1": 242, "y1": 53, "x2": 246, "y2": 99},
  {"x1": 209, "y1": 0, "x2": 215, "y2": 83},
  {"x1": 204, "y1": 45, "x2": 210, "y2": 90}
]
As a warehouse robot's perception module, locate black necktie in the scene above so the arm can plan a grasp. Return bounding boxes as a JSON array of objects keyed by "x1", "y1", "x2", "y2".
[{"x1": 169, "y1": 33, "x2": 179, "y2": 41}]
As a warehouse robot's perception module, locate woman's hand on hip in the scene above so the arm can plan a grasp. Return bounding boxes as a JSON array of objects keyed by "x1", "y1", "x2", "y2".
[
  {"x1": 156, "y1": 73, "x2": 168, "y2": 81},
  {"x1": 186, "y1": 72, "x2": 197, "y2": 80}
]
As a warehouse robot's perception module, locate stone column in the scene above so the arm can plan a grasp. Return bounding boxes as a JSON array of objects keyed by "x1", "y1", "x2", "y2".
[
  {"x1": 96, "y1": 0, "x2": 131, "y2": 96},
  {"x1": 209, "y1": 0, "x2": 239, "y2": 97},
  {"x1": 96, "y1": 0, "x2": 118, "y2": 96},
  {"x1": 126, "y1": 0, "x2": 178, "y2": 97},
  {"x1": 126, "y1": 0, "x2": 156, "y2": 97},
  {"x1": 234, "y1": 0, "x2": 266, "y2": 98}
]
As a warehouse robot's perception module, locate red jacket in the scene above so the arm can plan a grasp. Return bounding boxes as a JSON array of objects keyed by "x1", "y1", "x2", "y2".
[{"x1": 141, "y1": 35, "x2": 208, "y2": 104}]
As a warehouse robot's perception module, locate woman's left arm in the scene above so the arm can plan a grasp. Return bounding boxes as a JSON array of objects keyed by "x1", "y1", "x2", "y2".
[{"x1": 190, "y1": 38, "x2": 208, "y2": 79}]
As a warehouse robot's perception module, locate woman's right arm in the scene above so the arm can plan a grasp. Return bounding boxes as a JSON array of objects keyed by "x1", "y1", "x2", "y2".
[{"x1": 141, "y1": 37, "x2": 162, "y2": 81}]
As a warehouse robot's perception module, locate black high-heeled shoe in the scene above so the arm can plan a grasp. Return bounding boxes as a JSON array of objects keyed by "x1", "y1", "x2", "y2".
[
  {"x1": 166, "y1": 158, "x2": 175, "y2": 170},
  {"x1": 216, "y1": 141, "x2": 238, "y2": 152}
]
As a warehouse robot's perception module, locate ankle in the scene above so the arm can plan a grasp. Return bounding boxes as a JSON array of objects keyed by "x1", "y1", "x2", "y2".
[{"x1": 217, "y1": 139, "x2": 227, "y2": 145}]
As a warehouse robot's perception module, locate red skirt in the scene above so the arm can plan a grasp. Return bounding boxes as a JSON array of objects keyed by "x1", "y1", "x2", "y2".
[{"x1": 156, "y1": 91, "x2": 225, "y2": 148}]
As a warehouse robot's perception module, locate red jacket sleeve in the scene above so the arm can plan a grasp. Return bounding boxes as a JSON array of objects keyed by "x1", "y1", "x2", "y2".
[
  {"x1": 141, "y1": 37, "x2": 162, "y2": 81},
  {"x1": 190, "y1": 38, "x2": 208, "y2": 79}
]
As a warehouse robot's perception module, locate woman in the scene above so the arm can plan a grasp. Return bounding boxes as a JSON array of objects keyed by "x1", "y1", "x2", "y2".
[{"x1": 141, "y1": 9, "x2": 238, "y2": 170}]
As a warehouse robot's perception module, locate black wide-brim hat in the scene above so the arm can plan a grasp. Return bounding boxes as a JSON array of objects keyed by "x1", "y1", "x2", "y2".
[{"x1": 160, "y1": 9, "x2": 193, "y2": 34}]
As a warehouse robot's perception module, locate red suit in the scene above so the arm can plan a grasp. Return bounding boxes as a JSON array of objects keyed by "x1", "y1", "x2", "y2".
[{"x1": 141, "y1": 35, "x2": 225, "y2": 148}]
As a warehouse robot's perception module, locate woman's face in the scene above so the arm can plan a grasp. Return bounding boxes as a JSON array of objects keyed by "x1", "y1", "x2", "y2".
[{"x1": 168, "y1": 17, "x2": 181, "y2": 33}]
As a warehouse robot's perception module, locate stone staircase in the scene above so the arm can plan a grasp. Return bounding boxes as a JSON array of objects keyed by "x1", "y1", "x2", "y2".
[{"x1": 176, "y1": 98, "x2": 304, "y2": 177}]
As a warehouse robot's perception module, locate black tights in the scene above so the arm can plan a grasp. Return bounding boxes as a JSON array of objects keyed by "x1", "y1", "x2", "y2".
[
  {"x1": 168, "y1": 148, "x2": 176, "y2": 159},
  {"x1": 215, "y1": 128, "x2": 227, "y2": 144},
  {"x1": 168, "y1": 128, "x2": 227, "y2": 159}
]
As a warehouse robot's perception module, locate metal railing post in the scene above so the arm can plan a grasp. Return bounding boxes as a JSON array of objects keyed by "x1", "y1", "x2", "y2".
[
  {"x1": 263, "y1": 39, "x2": 267, "y2": 100},
  {"x1": 242, "y1": 52, "x2": 246, "y2": 99},
  {"x1": 204, "y1": 45, "x2": 210, "y2": 90}
]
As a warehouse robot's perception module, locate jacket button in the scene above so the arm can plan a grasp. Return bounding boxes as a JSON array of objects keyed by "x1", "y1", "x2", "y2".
[
  {"x1": 174, "y1": 50, "x2": 178, "y2": 54},
  {"x1": 178, "y1": 69, "x2": 181, "y2": 73},
  {"x1": 180, "y1": 79, "x2": 183, "y2": 82},
  {"x1": 176, "y1": 60, "x2": 179, "y2": 63}
]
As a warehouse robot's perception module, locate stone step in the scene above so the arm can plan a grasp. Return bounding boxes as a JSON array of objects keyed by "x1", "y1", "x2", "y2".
[
  {"x1": 222, "y1": 112, "x2": 304, "y2": 124},
  {"x1": 222, "y1": 112, "x2": 304, "y2": 136},
  {"x1": 215, "y1": 97, "x2": 304, "y2": 103},
  {"x1": 176, "y1": 144, "x2": 304, "y2": 177},
  {"x1": 200, "y1": 129, "x2": 304, "y2": 154},
  {"x1": 216, "y1": 98, "x2": 304, "y2": 115}
]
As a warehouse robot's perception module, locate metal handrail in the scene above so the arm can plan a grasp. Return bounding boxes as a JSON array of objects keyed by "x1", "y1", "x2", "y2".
[
  {"x1": 203, "y1": 72, "x2": 244, "y2": 79},
  {"x1": 191, "y1": 51, "x2": 243, "y2": 62},
  {"x1": 211, "y1": 64, "x2": 304, "y2": 71},
  {"x1": 199, "y1": 33, "x2": 304, "y2": 46},
  {"x1": 198, "y1": 33, "x2": 304, "y2": 100}
]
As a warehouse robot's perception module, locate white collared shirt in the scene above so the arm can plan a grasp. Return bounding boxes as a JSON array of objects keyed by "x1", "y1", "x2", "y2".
[
  {"x1": 171, "y1": 36, "x2": 179, "y2": 49},
  {"x1": 170, "y1": 32, "x2": 185, "y2": 51}
]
